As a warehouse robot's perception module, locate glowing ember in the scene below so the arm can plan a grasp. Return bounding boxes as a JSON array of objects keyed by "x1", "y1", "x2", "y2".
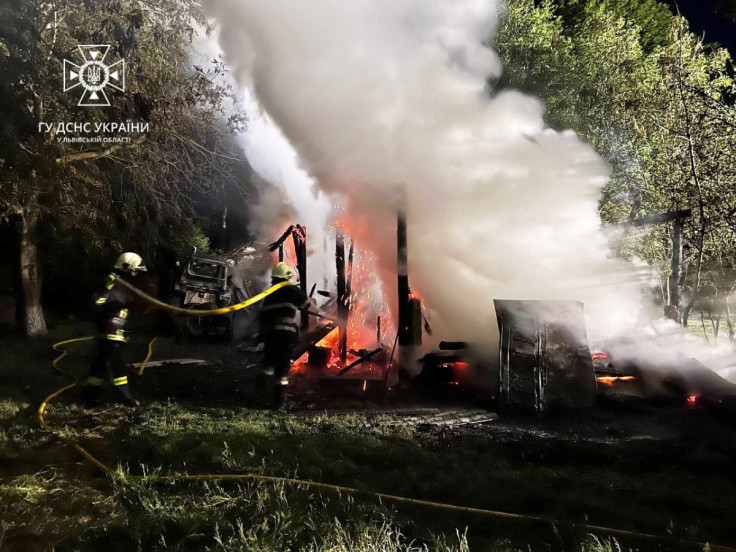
[
  {"x1": 686, "y1": 394, "x2": 698, "y2": 405},
  {"x1": 315, "y1": 327, "x2": 340, "y2": 348},
  {"x1": 596, "y1": 375, "x2": 637, "y2": 386}
]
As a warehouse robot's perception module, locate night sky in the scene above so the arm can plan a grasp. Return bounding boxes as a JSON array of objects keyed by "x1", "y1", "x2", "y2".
[{"x1": 663, "y1": 0, "x2": 736, "y2": 56}]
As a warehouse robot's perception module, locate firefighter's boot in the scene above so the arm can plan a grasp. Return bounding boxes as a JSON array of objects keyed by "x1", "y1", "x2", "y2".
[
  {"x1": 270, "y1": 377, "x2": 288, "y2": 410},
  {"x1": 81, "y1": 377, "x2": 104, "y2": 408},
  {"x1": 112, "y1": 376, "x2": 140, "y2": 407}
]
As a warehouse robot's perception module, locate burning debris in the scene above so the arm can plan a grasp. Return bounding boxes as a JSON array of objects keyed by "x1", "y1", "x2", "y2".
[{"x1": 265, "y1": 216, "x2": 736, "y2": 418}]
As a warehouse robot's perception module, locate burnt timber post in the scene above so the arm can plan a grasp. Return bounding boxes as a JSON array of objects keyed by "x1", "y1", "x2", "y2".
[
  {"x1": 294, "y1": 225, "x2": 308, "y2": 330},
  {"x1": 268, "y1": 224, "x2": 309, "y2": 329},
  {"x1": 269, "y1": 225, "x2": 293, "y2": 262},
  {"x1": 397, "y1": 210, "x2": 422, "y2": 346},
  {"x1": 336, "y1": 231, "x2": 349, "y2": 363},
  {"x1": 343, "y1": 236, "x2": 355, "y2": 360},
  {"x1": 346, "y1": 237, "x2": 355, "y2": 302}
]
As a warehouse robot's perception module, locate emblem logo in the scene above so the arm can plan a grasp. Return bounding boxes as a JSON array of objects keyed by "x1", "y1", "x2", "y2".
[{"x1": 63, "y1": 45, "x2": 125, "y2": 107}]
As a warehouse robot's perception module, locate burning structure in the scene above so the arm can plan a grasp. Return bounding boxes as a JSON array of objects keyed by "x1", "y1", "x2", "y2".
[
  {"x1": 269, "y1": 213, "x2": 736, "y2": 417},
  {"x1": 201, "y1": 0, "x2": 736, "y2": 414}
]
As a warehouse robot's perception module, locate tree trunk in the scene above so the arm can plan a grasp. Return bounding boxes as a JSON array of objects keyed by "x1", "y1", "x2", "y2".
[
  {"x1": 15, "y1": 202, "x2": 47, "y2": 336},
  {"x1": 725, "y1": 299, "x2": 735, "y2": 349},
  {"x1": 676, "y1": 28, "x2": 706, "y2": 328}
]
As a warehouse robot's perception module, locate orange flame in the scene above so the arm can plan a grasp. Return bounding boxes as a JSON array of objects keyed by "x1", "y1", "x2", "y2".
[{"x1": 596, "y1": 375, "x2": 637, "y2": 386}]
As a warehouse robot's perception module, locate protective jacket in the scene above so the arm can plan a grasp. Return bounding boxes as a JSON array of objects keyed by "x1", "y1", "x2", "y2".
[
  {"x1": 93, "y1": 272, "x2": 133, "y2": 342},
  {"x1": 259, "y1": 282, "x2": 309, "y2": 336}
]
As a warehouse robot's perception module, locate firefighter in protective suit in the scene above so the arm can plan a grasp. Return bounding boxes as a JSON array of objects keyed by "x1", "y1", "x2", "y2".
[
  {"x1": 259, "y1": 262, "x2": 309, "y2": 409},
  {"x1": 81, "y1": 252, "x2": 146, "y2": 408}
]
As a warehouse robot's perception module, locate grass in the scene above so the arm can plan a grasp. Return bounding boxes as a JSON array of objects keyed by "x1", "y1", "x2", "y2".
[
  {"x1": 118, "y1": 403, "x2": 736, "y2": 542},
  {"x1": 1, "y1": 323, "x2": 734, "y2": 550},
  {"x1": 0, "y1": 392, "x2": 646, "y2": 552}
]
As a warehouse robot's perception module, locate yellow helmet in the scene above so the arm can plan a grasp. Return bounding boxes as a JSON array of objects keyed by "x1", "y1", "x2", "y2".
[
  {"x1": 115, "y1": 252, "x2": 147, "y2": 275},
  {"x1": 272, "y1": 262, "x2": 295, "y2": 281}
]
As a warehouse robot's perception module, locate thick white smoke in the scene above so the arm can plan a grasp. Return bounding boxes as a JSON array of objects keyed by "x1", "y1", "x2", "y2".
[
  {"x1": 191, "y1": 29, "x2": 332, "y2": 287},
  {"x1": 239, "y1": 89, "x2": 332, "y2": 287},
  {"x1": 202, "y1": 0, "x2": 734, "y2": 378}
]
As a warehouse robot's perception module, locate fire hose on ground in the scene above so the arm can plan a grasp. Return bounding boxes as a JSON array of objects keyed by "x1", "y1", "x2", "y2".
[
  {"x1": 38, "y1": 278, "x2": 294, "y2": 472},
  {"x1": 35, "y1": 279, "x2": 736, "y2": 552}
]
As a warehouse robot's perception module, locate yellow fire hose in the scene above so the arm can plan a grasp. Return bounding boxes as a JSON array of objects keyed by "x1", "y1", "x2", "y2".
[
  {"x1": 38, "y1": 277, "x2": 288, "y2": 459},
  {"x1": 38, "y1": 279, "x2": 291, "y2": 472},
  {"x1": 35, "y1": 374, "x2": 736, "y2": 551},
  {"x1": 50, "y1": 336, "x2": 96, "y2": 377},
  {"x1": 39, "y1": 335, "x2": 163, "y2": 474},
  {"x1": 137, "y1": 336, "x2": 159, "y2": 376},
  {"x1": 113, "y1": 276, "x2": 291, "y2": 316},
  {"x1": 34, "y1": 278, "x2": 736, "y2": 550}
]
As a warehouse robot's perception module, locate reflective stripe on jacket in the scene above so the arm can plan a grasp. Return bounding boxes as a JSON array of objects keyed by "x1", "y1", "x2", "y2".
[{"x1": 259, "y1": 283, "x2": 309, "y2": 335}]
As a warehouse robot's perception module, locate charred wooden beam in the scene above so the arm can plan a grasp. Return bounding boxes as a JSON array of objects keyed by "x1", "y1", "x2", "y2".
[
  {"x1": 294, "y1": 225, "x2": 308, "y2": 330},
  {"x1": 268, "y1": 225, "x2": 295, "y2": 252},
  {"x1": 397, "y1": 210, "x2": 410, "y2": 345},
  {"x1": 398, "y1": 210, "x2": 422, "y2": 346},
  {"x1": 346, "y1": 237, "x2": 354, "y2": 304},
  {"x1": 338, "y1": 347, "x2": 384, "y2": 376},
  {"x1": 336, "y1": 231, "x2": 348, "y2": 363}
]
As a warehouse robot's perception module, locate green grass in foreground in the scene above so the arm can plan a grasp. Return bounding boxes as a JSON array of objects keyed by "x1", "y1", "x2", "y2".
[
  {"x1": 0, "y1": 468, "x2": 626, "y2": 552},
  {"x1": 0, "y1": 397, "x2": 640, "y2": 551}
]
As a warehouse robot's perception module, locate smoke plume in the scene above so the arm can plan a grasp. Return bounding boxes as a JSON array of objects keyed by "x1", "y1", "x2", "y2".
[{"x1": 202, "y1": 0, "x2": 734, "y2": 377}]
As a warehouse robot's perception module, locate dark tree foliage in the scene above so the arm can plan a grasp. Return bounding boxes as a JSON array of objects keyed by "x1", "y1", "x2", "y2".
[
  {"x1": 0, "y1": 0, "x2": 252, "y2": 334},
  {"x1": 554, "y1": 0, "x2": 674, "y2": 51},
  {"x1": 497, "y1": 0, "x2": 736, "y2": 340},
  {"x1": 716, "y1": 0, "x2": 736, "y2": 21}
]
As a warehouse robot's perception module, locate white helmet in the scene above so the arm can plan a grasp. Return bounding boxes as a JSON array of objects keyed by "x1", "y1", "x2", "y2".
[
  {"x1": 272, "y1": 262, "x2": 295, "y2": 281},
  {"x1": 115, "y1": 252, "x2": 147, "y2": 275}
]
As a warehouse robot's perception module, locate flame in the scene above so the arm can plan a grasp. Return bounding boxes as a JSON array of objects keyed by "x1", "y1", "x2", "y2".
[
  {"x1": 596, "y1": 375, "x2": 637, "y2": 386},
  {"x1": 315, "y1": 327, "x2": 340, "y2": 348},
  {"x1": 291, "y1": 231, "x2": 394, "y2": 375}
]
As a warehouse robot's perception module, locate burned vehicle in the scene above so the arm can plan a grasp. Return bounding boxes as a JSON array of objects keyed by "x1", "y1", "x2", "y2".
[{"x1": 173, "y1": 252, "x2": 237, "y2": 341}]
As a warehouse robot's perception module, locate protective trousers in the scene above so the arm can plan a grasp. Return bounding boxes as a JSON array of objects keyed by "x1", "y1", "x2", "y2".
[
  {"x1": 82, "y1": 339, "x2": 136, "y2": 407},
  {"x1": 261, "y1": 331, "x2": 297, "y2": 408}
]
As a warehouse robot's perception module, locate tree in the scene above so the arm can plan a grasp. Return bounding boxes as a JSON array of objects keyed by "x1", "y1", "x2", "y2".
[
  {"x1": 0, "y1": 0, "x2": 247, "y2": 335},
  {"x1": 555, "y1": 0, "x2": 674, "y2": 51},
  {"x1": 496, "y1": 0, "x2": 736, "y2": 341}
]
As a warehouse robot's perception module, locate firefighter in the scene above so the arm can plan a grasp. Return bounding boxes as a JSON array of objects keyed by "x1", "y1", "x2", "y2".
[
  {"x1": 259, "y1": 262, "x2": 309, "y2": 409},
  {"x1": 81, "y1": 252, "x2": 146, "y2": 408}
]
